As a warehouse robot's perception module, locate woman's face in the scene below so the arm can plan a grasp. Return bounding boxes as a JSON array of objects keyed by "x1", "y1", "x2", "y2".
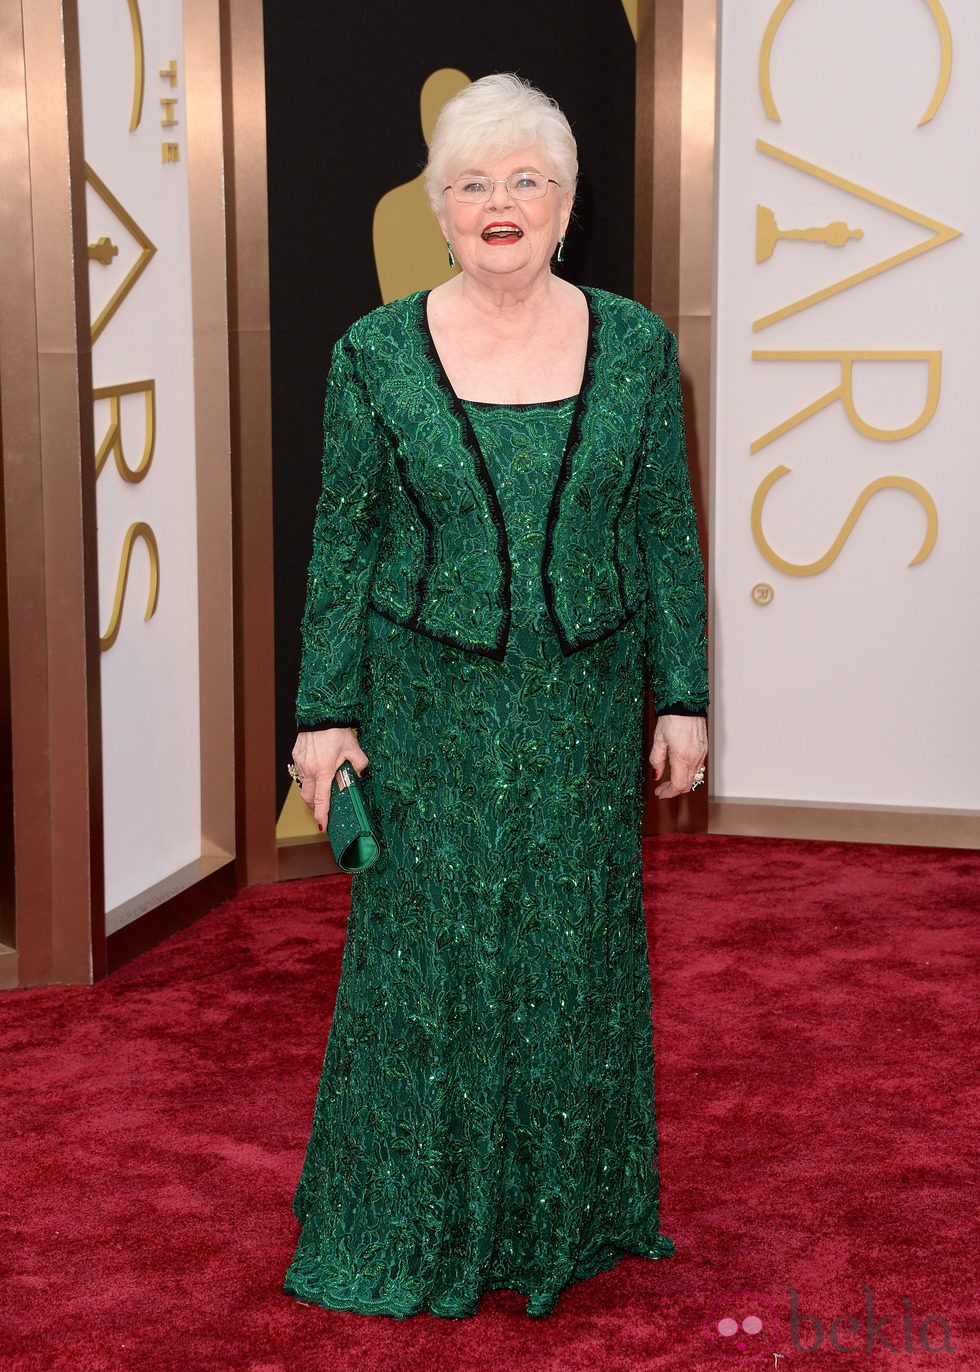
[{"x1": 437, "y1": 145, "x2": 572, "y2": 285}]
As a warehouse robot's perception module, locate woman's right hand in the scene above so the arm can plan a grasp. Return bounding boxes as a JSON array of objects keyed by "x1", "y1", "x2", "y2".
[{"x1": 291, "y1": 727, "x2": 369, "y2": 832}]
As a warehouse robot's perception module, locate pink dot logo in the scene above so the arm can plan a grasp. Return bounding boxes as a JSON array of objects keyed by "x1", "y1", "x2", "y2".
[
  {"x1": 718, "y1": 1313, "x2": 764, "y2": 1350},
  {"x1": 704, "y1": 1292, "x2": 777, "y2": 1360}
]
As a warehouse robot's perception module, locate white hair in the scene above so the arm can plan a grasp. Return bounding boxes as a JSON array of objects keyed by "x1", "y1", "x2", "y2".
[{"x1": 423, "y1": 73, "x2": 578, "y2": 214}]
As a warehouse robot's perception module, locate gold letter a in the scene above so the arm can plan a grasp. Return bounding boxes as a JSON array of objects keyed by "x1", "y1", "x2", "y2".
[{"x1": 754, "y1": 141, "x2": 961, "y2": 332}]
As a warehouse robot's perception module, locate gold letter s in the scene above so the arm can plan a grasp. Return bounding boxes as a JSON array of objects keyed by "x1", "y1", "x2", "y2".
[
  {"x1": 100, "y1": 522, "x2": 160, "y2": 652},
  {"x1": 751, "y1": 465, "x2": 938, "y2": 576}
]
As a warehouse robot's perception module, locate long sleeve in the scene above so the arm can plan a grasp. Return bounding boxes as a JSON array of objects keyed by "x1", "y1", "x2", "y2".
[
  {"x1": 295, "y1": 336, "x2": 388, "y2": 731},
  {"x1": 639, "y1": 326, "x2": 709, "y2": 716}
]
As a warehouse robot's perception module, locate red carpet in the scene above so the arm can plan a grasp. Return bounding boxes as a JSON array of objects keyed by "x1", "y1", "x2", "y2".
[{"x1": 1, "y1": 834, "x2": 978, "y2": 1371}]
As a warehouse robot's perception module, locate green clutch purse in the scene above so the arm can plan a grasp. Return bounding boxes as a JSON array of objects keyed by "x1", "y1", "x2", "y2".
[{"x1": 326, "y1": 761, "x2": 380, "y2": 873}]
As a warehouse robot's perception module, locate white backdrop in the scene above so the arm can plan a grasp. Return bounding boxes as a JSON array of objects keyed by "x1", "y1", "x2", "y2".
[
  {"x1": 78, "y1": 1, "x2": 202, "y2": 925},
  {"x1": 712, "y1": 0, "x2": 979, "y2": 810}
]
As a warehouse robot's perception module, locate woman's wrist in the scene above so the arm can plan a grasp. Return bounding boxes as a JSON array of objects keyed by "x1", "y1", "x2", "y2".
[{"x1": 658, "y1": 701, "x2": 707, "y2": 718}]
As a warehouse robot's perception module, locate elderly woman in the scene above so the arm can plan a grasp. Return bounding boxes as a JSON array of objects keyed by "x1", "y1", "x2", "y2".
[{"x1": 284, "y1": 73, "x2": 708, "y2": 1320}]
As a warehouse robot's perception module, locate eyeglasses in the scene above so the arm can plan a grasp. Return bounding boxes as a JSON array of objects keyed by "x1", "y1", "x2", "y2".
[{"x1": 443, "y1": 172, "x2": 560, "y2": 204}]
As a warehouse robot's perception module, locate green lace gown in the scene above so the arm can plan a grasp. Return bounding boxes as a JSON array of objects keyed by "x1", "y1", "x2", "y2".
[{"x1": 284, "y1": 395, "x2": 678, "y2": 1319}]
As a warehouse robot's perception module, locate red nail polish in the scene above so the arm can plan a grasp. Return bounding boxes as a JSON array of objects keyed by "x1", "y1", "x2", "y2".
[
  {"x1": 652, "y1": 768, "x2": 659, "y2": 780},
  {"x1": 317, "y1": 822, "x2": 324, "y2": 832}
]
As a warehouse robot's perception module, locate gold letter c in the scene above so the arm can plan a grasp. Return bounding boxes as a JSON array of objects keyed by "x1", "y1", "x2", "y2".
[{"x1": 759, "y1": 0, "x2": 952, "y2": 127}]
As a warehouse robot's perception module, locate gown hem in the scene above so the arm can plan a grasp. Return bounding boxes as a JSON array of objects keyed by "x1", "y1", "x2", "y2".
[{"x1": 283, "y1": 1230, "x2": 676, "y2": 1320}]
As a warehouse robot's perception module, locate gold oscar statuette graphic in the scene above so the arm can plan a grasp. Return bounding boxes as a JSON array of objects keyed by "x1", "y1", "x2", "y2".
[
  {"x1": 126, "y1": 0, "x2": 145, "y2": 131},
  {"x1": 275, "y1": 778, "x2": 323, "y2": 844},
  {"x1": 751, "y1": 466, "x2": 938, "y2": 577},
  {"x1": 759, "y1": 0, "x2": 952, "y2": 127},
  {"x1": 372, "y1": 68, "x2": 471, "y2": 305},
  {"x1": 85, "y1": 163, "x2": 157, "y2": 342},
  {"x1": 750, "y1": 351, "x2": 942, "y2": 453},
  {"x1": 99, "y1": 522, "x2": 160, "y2": 653},
  {"x1": 752, "y1": 142, "x2": 961, "y2": 332},
  {"x1": 88, "y1": 236, "x2": 119, "y2": 266},
  {"x1": 619, "y1": 0, "x2": 638, "y2": 41},
  {"x1": 93, "y1": 380, "x2": 156, "y2": 482},
  {"x1": 756, "y1": 205, "x2": 862, "y2": 263}
]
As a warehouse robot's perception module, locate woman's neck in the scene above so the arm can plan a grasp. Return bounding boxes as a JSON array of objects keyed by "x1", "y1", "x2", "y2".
[
  {"x1": 424, "y1": 273, "x2": 589, "y2": 404},
  {"x1": 451, "y1": 268, "x2": 566, "y2": 324}
]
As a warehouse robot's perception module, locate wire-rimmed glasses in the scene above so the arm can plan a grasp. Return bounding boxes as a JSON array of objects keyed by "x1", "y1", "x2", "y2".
[{"x1": 443, "y1": 171, "x2": 560, "y2": 204}]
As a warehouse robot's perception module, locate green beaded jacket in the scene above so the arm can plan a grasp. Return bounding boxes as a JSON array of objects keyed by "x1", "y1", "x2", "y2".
[{"x1": 296, "y1": 286, "x2": 708, "y2": 730}]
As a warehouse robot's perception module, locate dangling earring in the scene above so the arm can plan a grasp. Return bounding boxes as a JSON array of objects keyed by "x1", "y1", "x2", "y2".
[
  {"x1": 446, "y1": 241, "x2": 455, "y2": 269},
  {"x1": 556, "y1": 234, "x2": 566, "y2": 264}
]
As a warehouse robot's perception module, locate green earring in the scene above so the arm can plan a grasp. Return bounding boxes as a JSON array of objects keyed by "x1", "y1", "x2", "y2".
[
  {"x1": 556, "y1": 234, "x2": 566, "y2": 264},
  {"x1": 447, "y1": 241, "x2": 455, "y2": 269}
]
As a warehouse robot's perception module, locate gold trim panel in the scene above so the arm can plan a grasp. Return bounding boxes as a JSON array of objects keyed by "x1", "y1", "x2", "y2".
[{"x1": 710, "y1": 798, "x2": 980, "y2": 851}]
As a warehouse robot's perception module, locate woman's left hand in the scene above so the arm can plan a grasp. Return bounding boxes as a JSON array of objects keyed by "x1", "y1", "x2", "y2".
[{"x1": 649, "y1": 714, "x2": 708, "y2": 798}]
